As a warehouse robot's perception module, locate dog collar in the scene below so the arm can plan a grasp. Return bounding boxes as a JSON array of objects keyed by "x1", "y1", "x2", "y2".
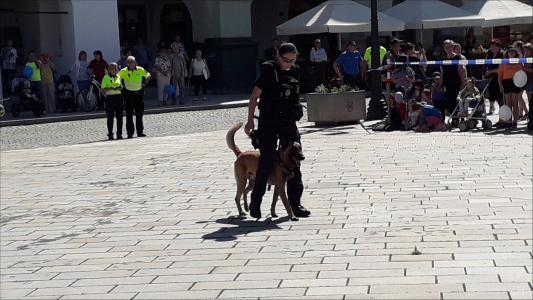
[{"x1": 277, "y1": 152, "x2": 295, "y2": 178}]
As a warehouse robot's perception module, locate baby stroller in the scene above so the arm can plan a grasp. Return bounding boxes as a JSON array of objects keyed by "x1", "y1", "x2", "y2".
[
  {"x1": 56, "y1": 75, "x2": 77, "y2": 112},
  {"x1": 447, "y1": 78, "x2": 492, "y2": 132},
  {"x1": 10, "y1": 77, "x2": 43, "y2": 118}
]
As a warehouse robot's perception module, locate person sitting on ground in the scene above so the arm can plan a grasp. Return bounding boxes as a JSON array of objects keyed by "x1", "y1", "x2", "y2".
[
  {"x1": 390, "y1": 91, "x2": 407, "y2": 126},
  {"x1": 421, "y1": 89, "x2": 432, "y2": 106},
  {"x1": 403, "y1": 80, "x2": 424, "y2": 102},
  {"x1": 457, "y1": 77, "x2": 481, "y2": 118},
  {"x1": 403, "y1": 100, "x2": 420, "y2": 130},
  {"x1": 412, "y1": 101, "x2": 446, "y2": 132},
  {"x1": 431, "y1": 72, "x2": 446, "y2": 121}
]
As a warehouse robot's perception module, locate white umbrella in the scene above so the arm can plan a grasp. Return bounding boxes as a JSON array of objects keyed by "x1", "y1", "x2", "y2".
[
  {"x1": 381, "y1": 0, "x2": 485, "y2": 30},
  {"x1": 276, "y1": 0, "x2": 405, "y2": 35},
  {"x1": 460, "y1": 0, "x2": 533, "y2": 28}
]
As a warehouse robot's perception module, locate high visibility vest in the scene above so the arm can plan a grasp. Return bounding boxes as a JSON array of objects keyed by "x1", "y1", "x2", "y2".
[
  {"x1": 101, "y1": 75, "x2": 122, "y2": 95},
  {"x1": 118, "y1": 66, "x2": 149, "y2": 91}
]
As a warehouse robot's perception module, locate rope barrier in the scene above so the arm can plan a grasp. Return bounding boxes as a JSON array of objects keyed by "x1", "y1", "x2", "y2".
[{"x1": 370, "y1": 57, "x2": 533, "y2": 71}]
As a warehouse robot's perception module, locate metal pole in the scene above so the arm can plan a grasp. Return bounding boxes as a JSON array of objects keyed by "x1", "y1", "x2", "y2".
[
  {"x1": 386, "y1": 57, "x2": 391, "y2": 125},
  {"x1": 366, "y1": 0, "x2": 387, "y2": 120}
]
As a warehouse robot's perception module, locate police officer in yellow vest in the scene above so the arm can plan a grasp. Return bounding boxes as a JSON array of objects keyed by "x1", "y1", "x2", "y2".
[
  {"x1": 101, "y1": 62, "x2": 123, "y2": 140},
  {"x1": 118, "y1": 56, "x2": 151, "y2": 138}
]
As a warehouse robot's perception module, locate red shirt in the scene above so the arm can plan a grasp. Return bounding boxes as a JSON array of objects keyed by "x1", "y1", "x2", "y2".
[{"x1": 88, "y1": 59, "x2": 109, "y2": 82}]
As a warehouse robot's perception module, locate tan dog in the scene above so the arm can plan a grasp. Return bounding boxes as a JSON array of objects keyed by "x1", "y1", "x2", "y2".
[{"x1": 226, "y1": 122, "x2": 305, "y2": 221}]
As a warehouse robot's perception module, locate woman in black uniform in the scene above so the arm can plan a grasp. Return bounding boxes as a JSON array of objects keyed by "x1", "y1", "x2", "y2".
[
  {"x1": 440, "y1": 40, "x2": 466, "y2": 127},
  {"x1": 244, "y1": 43, "x2": 310, "y2": 219}
]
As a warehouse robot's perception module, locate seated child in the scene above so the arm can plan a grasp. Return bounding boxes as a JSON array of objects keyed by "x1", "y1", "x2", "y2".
[
  {"x1": 403, "y1": 100, "x2": 420, "y2": 130},
  {"x1": 421, "y1": 89, "x2": 432, "y2": 105},
  {"x1": 431, "y1": 72, "x2": 446, "y2": 120},
  {"x1": 412, "y1": 101, "x2": 446, "y2": 132},
  {"x1": 457, "y1": 77, "x2": 480, "y2": 118},
  {"x1": 391, "y1": 91, "x2": 407, "y2": 125},
  {"x1": 22, "y1": 80, "x2": 38, "y2": 100}
]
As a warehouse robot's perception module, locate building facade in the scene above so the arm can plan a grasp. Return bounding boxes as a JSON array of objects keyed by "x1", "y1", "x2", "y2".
[{"x1": 1, "y1": 0, "x2": 532, "y2": 93}]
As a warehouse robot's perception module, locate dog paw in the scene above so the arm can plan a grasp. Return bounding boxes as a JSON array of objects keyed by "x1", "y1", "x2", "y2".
[
  {"x1": 271, "y1": 213, "x2": 278, "y2": 218},
  {"x1": 244, "y1": 206, "x2": 249, "y2": 212},
  {"x1": 290, "y1": 217, "x2": 299, "y2": 221},
  {"x1": 239, "y1": 212, "x2": 247, "y2": 216}
]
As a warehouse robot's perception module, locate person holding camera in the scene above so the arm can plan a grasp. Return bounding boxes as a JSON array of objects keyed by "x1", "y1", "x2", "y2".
[
  {"x1": 118, "y1": 56, "x2": 151, "y2": 138},
  {"x1": 244, "y1": 42, "x2": 309, "y2": 219}
]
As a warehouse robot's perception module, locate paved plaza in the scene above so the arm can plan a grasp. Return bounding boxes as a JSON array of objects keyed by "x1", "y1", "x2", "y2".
[{"x1": 0, "y1": 117, "x2": 532, "y2": 299}]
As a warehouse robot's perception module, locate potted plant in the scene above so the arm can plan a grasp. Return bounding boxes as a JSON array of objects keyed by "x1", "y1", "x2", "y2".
[{"x1": 306, "y1": 81, "x2": 366, "y2": 125}]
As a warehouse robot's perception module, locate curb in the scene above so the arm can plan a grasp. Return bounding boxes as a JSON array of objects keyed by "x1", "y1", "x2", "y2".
[{"x1": 0, "y1": 102, "x2": 250, "y2": 127}]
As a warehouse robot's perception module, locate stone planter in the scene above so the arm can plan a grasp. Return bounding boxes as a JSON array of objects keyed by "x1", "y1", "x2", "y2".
[{"x1": 306, "y1": 90, "x2": 366, "y2": 125}]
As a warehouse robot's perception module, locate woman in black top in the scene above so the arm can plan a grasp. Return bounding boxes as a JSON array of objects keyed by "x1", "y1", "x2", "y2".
[
  {"x1": 402, "y1": 42, "x2": 428, "y2": 85},
  {"x1": 245, "y1": 42, "x2": 309, "y2": 219},
  {"x1": 484, "y1": 39, "x2": 504, "y2": 115},
  {"x1": 440, "y1": 40, "x2": 466, "y2": 126}
]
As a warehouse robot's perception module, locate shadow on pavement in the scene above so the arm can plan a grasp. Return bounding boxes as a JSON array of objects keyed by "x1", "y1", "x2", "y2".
[{"x1": 199, "y1": 216, "x2": 292, "y2": 242}]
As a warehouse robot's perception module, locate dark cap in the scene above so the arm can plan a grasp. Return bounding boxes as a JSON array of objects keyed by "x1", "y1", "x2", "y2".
[
  {"x1": 506, "y1": 45, "x2": 517, "y2": 52},
  {"x1": 390, "y1": 38, "x2": 403, "y2": 46},
  {"x1": 396, "y1": 55, "x2": 408, "y2": 62},
  {"x1": 433, "y1": 71, "x2": 441, "y2": 79}
]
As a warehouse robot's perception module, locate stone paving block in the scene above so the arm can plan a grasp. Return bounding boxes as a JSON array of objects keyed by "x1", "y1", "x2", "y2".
[
  {"x1": 112, "y1": 282, "x2": 193, "y2": 293},
  {"x1": 442, "y1": 292, "x2": 510, "y2": 299},
  {"x1": 133, "y1": 290, "x2": 221, "y2": 299},
  {"x1": 192, "y1": 280, "x2": 280, "y2": 290},
  {"x1": 509, "y1": 291, "x2": 533, "y2": 300},
  {"x1": 220, "y1": 288, "x2": 307, "y2": 298},
  {"x1": 235, "y1": 271, "x2": 318, "y2": 281},
  {"x1": 306, "y1": 285, "x2": 368, "y2": 296},
  {"x1": 26, "y1": 286, "x2": 115, "y2": 297},
  {"x1": 71, "y1": 276, "x2": 156, "y2": 287},
  {"x1": 281, "y1": 278, "x2": 348, "y2": 287},
  {"x1": 437, "y1": 274, "x2": 499, "y2": 284},
  {"x1": 59, "y1": 293, "x2": 138, "y2": 299},
  {"x1": 406, "y1": 267, "x2": 465, "y2": 276},
  {"x1": 53, "y1": 270, "x2": 136, "y2": 280},
  {"x1": 370, "y1": 283, "x2": 463, "y2": 294},
  {"x1": 466, "y1": 282, "x2": 531, "y2": 292},
  {"x1": 466, "y1": 266, "x2": 529, "y2": 275}
]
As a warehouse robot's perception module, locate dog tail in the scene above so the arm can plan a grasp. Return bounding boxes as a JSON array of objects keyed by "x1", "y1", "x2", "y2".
[{"x1": 226, "y1": 122, "x2": 243, "y2": 157}]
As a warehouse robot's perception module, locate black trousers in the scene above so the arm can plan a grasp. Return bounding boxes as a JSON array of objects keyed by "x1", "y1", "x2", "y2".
[
  {"x1": 193, "y1": 75, "x2": 207, "y2": 96},
  {"x1": 2, "y1": 68, "x2": 16, "y2": 95},
  {"x1": 123, "y1": 89, "x2": 144, "y2": 137},
  {"x1": 105, "y1": 94, "x2": 123, "y2": 136},
  {"x1": 342, "y1": 72, "x2": 363, "y2": 90},
  {"x1": 250, "y1": 120, "x2": 304, "y2": 209},
  {"x1": 312, "y1": 62, "x2": 326, "y2": 87}
]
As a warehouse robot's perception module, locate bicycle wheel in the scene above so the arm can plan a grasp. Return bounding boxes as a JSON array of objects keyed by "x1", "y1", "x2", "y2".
[{"x1": 76, "y1": 88, "x2": 98, "y2": 112}]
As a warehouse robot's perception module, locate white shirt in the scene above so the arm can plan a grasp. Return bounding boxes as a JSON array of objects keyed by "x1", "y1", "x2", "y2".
[
  {"x1": 192, "y1": 59, "x2": 206, "y2": 76},
  {"x1": 310, "y1": 47, "x2": 327, "y2": 63},
  {"x1": 2, "y1": 48, "x2": 17, "y2": 70}
]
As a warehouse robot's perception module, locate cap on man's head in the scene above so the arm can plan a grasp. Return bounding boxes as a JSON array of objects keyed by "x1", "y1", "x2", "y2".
[
  {"x1": 433, "y1": 71, "x2": 441, "y2": 79},
  {"x1": 390, "y1": 38, "x2": 403, "y2": 46},
  {"x1": 314, "y1": 39, "x2": 321, "y2": 43}
]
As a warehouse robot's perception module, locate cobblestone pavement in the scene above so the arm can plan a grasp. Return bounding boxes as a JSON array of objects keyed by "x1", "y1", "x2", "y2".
[
  {"x1": 1, "y1": 120, "x2": 531, "y2": 299},
  {"x1": 2, "y1": 106, "x2": 299, "y2": 151}
]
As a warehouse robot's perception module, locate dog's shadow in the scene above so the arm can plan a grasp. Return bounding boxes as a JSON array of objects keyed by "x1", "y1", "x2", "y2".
[{"x1": 198, "y1": 216, "x2": 291, "y2": 242}]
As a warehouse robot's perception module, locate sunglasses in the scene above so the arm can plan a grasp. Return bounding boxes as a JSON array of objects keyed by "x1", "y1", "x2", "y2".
[{"x1": 280, "y1": 55, "x2": 297, "y2": 63}]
